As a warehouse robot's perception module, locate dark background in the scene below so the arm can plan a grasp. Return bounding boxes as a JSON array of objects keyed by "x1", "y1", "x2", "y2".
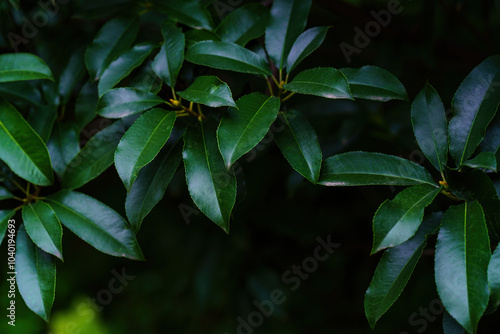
[{"x1": 1, "y1": 0, "x2": 500, "y2": 333}]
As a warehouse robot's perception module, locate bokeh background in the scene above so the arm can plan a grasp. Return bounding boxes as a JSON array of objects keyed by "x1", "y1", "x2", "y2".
[{"x1": 1, "y1": 0, "x2": 500, "y2": 333}]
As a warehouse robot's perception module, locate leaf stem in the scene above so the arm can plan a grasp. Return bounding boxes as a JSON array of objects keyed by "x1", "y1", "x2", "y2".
[
  {"x1": 281, "y1": 92, "x2": 296, "y2": 102},
  {"x1": 266, "y1": 78, "x2": 274, "y2": 96}
]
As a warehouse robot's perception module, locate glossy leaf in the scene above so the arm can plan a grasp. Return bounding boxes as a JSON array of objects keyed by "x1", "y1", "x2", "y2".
[
  {"x1": 22, "y1": 202, "x2": 63, "y2": 260},
  {"x1": 217, "y1": 92, "x2": 280, "y2": 168},
  {"x1": 215, "y1": 3, "x2": 269, "y2": 46},
  {"x1": 154, "y1": 0, "x2": 213, "y2": 30},
  {"x1": 96, "y1": 88, "x2": 165, "y2": 119},
  {"x1": 185, "y1": 41, "x2": 272, "y2": 76},
  {"x1": 152, "y1": 22, "x2": 185, "y2": 88},
  {"x1": 129, "y1": 61, "x2": 162, "y2": 94},
  {"x1": 287, "y1": 27, "x2": 329, "y2": 73},
  {"x1": 98, "y1": 42, "x2": 157, "y2": 97},
  {"x1": 16, "y1": 224, "x2": 56, "y2": 322},
  {"x1": 449, "y1": 55, "x2": 500, "y2": 166},
  {"x1": 126, "y1": 136, "x2": 183, "y2": 231},
  {"x1": 46, "y1": 190, "x2": 144, "y2": 260},
  {"x1": 462, "y1": 152, "x2": 497, "y2": 171},
  {"x1": 443, "y1": 312, "x2": 466, "y2": 334},
  {"x1": 0, "y1": 186, "x2": 14, "y2": 200},
  {"x1": 75, "y1": 81, "x2": 98, "y2": 130},
  {"x1": 0, "y1": 53, "x2": 54, "y2": 83},
  {"x1": 184, "y1": 120, "x2": 237, "y2": 232},
  {"x1": 185, "y1": 29, "x2": 220, "y2": 48},
  {"x1": 341, "y1": 66, "x2": 408, "y2": 101},
  {"x1": 85, "y1": 17, "x2": 140, "y2": 81},
  {"x1": 58, "y1": 48, "x2": 86, "y2": 104},
  {"x1": 435, "y1": 201, "x2": 491, "y2": 333},
  {"x1": 28, "y1": 105, "x2": 57, "y2": 143},
  {"x1": 480, "y1": 113, "x2": 500, "y2": 154},
  {"x1": 489, "y1": 243, "x2": 500, "y2": 310},
  {"x1": 319, "y1": 152, "x2": 436, "y2": 187},
  {"x1": 283, "y1": 68, "x2": 353, "y2": 100},
  {"x1": 177, "y1": 76, "x2": 236, "y2": 108},
  {"x1": 274, "y1": 109, "x2": 322, "y2": 183},
  {"x1": 265, "y1": 0, "x2": 312, "y2": 69},
  {"x1": 0, "y1": 100, "x2": 53, "y2": 186},
  {"x1": 447, "y1": 170, "x2": 500, "y2": 246},
  {"x1": 0, "y1": 210, "x2": 15, "y2": 246},
  {"x1": 47, "y1": 122, "x2": 80, "y2": 176},
  {"x1": 410, "y1": 83, "x2": 448, "y2": 173},
  {"x1": 0, "y1": 81, "x2": 42, "y2": 105},
  {"x1": 115, "y1": 109, "x2": 176, "y2": 191},
  {"x1": 365, "y1": 213, "x2": 441, "y2": 328},
  {"x1": 62, "y1": 120, "x2": 125, "y2": 190},
  {"x1": 372, "y1": 184, "x2": 440, "y2": 254}
]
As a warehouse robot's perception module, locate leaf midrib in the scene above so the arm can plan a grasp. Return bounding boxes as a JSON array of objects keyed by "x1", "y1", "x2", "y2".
[
  {"x1": 227, "y1": 96, "x2": 275, "y2": 165},
  {"x1": 201, "y1": 124, "x2": 224, "y2": 222},
  {"x1": 47, "y1": 198, "x2": 131, "y2": 254},
  {"x1": 0, "y1": 120, "x2": 49, "y2": 182},
  {"x1": 378, "y1": 189, "x2": 438, "y2": 247}
]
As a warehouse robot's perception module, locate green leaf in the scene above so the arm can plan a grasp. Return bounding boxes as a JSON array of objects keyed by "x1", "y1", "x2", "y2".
[
  {"x1": 46, "y1": 190, "x2": 144, "y2": 260},
  {"x1": 62, "y1": 120, "x2": 125, "y2": 190},
  {"x1": 22, "y1": 202, "x2": 63, "y2": 260},
  {"x1": 28, "y1": 105, "x2": 57, "y2": 143},
  {"x1": 215, "y1": 3, "x2": 269, "y2": 46},
  {"x1": 372, "y1": 184, "x2": 440, "y2": 254},
  {"x1": 283, "y1": 68, "x2": 353, "y2": 100},
  {"x1": 462, "y1": 152, "x2": 497, "y2": 171},
  {"x1": 435, "y1": 201, "x2": 491, "y2": 334},
  {"x1": 58, "y1": 48, "x2": 86, "y2": 105},
  {"x1": 447, "y1": 170, "x2": 500, "y2": 246},
  {"x1": 185, "y1": 29, "x2": 220, "y2": 48},
  {"x1": 85, "y1": 17, "x2": 140, "y2": 81},
  {"x1": 489, "y1": 243, "x2": 500, "y2": 310},
  {"x1": 152, "y1": 22, "x2": 185, "y2": 88},
  {"x1": 365, "y1": 213, "x2": 441, "y2": 328},
  {"x1": 129, "y1": 61, "x2": 162, "y2": 94},
  {"x1": 265, "y1": 0, "x2": 311, "y2": 69},
  {"x1": 16, "y1": 224, "x2": 56, "y2": 322},
  {"x1": 96, "y1": 88, "x2": 165, "y2": 119},
  {"x1": 0, "y1": 100, "x2": 53, "y2": 186},
  {"x1": 274, "y1": 109, "x2": 322, "y2": 183},
  {"x1": 75, "y1": 81, "x2": 98, "y2": 130},
  {"x1": 443, "y1": 312, "x2": 466, "y2": 334},
  {"x1": 286, "y1": 27, "x2": 329, "y2": 73},
  {"x1": 177, "y1": 76, "x2": 236, "y2": 108},
  {"x1": 0, "y1": 210, "x2": 15, "y2": 246},
  {"x1": 411, "y1": 83, "x2": 448, "y2": 173},
  {"x1": 0, "y1": 53, "x2": 54, "y2": 83},
  {"x1": 126, "y1": 136, "x2": 183, "y2": 231},
  {"x1": 319, "y1": 152, "x2": 436, "y2": 187},
  {"x1": 0, "y1": 186, "x2": 14, "y2": 200},
  {"x1": 184, "y1": 120, "x2": 237, "y2": 232},
  {"x1": 185, "y1": 41, "x2": 272, "y2": 76},
  {"x1": 449, "y1": 55, "x2": 500, "y2": 166},
  {"x1": 154, "y1": 0, "x2": 213, "y2": 30},
  {"x1": 115, "y1": 109, "x2": 176, "y2": 191},
  {"x1": 217, "y1": 92, "x2": 280, "y2": 168},
  {"x1": 341, "y1": 66, "x2": 408, "y2": 101},
  {"x1": 47, "y1": 122, "x2": 80, "y2": 176},
  {"x1": 480, "y1": 113, "x2": 500, "y2": 154},
  {"x1": 0, "y1": 81, "x2": 42, "y2": 105},
  {"x1": 98, "y1": 42, "x2": 157, "y2": 97}
]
